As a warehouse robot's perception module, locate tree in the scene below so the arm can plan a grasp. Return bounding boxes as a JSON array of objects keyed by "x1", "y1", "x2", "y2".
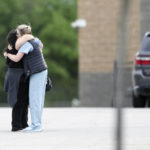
[{"x1": 0, "y1": 0, "x2": 78, "y2": 106}]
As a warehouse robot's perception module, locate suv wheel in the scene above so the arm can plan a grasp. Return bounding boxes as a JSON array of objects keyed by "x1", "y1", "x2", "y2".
[
  {"x1": 147, "y1": 98, "x2": 150, "y2": 107},
  {"x1": 132, "y1": 92, "x2": 146, "y2": 107}
]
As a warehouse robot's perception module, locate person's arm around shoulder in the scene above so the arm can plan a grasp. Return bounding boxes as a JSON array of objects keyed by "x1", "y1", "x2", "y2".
[
  {"x1": 35, "y1": 37, "x2": 43, "y2": 51},
  {"x1": 6, "y1": 52, "x2": 24, "y2": 62},
  {"x1": 4, "y1": 42, "x2": 33, "y2": 62},
  {"x1": 15, "y1": 34, "x2": 34, "y2": 50}
]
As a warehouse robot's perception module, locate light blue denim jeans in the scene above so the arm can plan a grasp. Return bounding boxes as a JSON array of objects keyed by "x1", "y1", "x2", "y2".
[{"x1": 29, "y1": 69, "x2": 47, "y2": 127}]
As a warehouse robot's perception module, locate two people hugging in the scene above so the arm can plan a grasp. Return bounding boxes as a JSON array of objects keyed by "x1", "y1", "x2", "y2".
[{"x1": 3, "y1": 24, "x2": 48, "y2": 132}]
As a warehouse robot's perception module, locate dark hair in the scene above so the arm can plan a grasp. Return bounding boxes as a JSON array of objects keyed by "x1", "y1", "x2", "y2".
[
  {"x1": 4, "y1": 29, "x2": 17, "y2": 65},
  {"x1": 7, "y1": 29, "x2": 17, "y2": 49}
]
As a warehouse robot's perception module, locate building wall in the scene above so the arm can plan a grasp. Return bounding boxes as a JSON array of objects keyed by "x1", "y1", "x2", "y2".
[
  {"x1": 78, "y1": 0, "x2": 141, "y2": 106},
  {"x1": 140, "y1": 0, "x2": 150, "y2": 37}
]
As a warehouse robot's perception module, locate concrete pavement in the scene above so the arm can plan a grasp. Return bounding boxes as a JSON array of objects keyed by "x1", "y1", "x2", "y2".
[{"x1": 0, "y1": 108, "x2": 150, "y2": 150}]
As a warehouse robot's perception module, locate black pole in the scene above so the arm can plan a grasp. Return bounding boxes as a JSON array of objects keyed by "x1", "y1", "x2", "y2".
[{"x1": 115, "y1": 0, "x2": 130, "y2": 150}]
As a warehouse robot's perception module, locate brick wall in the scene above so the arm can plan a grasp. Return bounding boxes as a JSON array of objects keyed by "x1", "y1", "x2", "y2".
[
  {"x1": 78, "y1": 0, "x2": 140, "y2": 72},
  {"x1": 127, "y1": 0, "x2": 141, "y2": 64},
  {"x1": 78, "y1": 0, "x2": 140, "y2": 106}
]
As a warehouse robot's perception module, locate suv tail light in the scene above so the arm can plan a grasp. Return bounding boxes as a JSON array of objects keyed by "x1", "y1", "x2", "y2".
[{"x1": 135, "y1": 55, "x2": 150, "y2": 65}]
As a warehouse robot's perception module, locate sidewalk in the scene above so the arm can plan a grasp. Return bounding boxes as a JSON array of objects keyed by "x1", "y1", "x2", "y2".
[{"x1": 0, "y1": 108, "x2": 150, "y2": 150}]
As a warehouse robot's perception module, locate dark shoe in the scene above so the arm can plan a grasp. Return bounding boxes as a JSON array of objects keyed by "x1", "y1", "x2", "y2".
[
  {"x1": 11, "y1": 127, "x2": 23, "y2": 132},
  {"x1": 21, "y1": 124, "x2": 29, "y2": 129},
  {"x1": 12, "y1": 125, "x2": 28, "y2": 131}
]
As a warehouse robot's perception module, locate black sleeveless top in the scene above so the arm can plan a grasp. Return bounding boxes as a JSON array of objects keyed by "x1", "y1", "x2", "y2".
[{"x1": 6, "y1": 48, "x2": 23, "y2": 68}]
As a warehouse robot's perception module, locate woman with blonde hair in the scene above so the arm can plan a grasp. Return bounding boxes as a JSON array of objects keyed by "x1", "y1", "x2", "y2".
[
  {"x1": 4, "y1": 24, "x2": 48, "y2": 132},
  {"x1": 15, "y1": 24, "x2": 43, "y2": 50}
]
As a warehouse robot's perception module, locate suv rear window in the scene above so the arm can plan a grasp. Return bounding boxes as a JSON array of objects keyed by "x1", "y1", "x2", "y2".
[{"x1": 140, "y1": 33, "x2": 150, "y2": 52}]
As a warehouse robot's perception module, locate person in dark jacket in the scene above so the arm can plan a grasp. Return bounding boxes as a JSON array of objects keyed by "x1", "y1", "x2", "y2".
[
  {"x1": 4, "y1": 29, "x2": 30, "y2": 131},
  {"x1": 4, "y1": 24, "x2": 48, "y2": 132}
]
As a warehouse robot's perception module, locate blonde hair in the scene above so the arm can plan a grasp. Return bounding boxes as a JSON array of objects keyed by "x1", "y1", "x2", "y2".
[{"x1": 17, "y1": 24, "x2": 32, "y2": 36}]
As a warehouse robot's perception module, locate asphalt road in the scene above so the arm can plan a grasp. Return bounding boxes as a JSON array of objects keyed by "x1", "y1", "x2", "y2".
[{"x1": 0, "y1": 108, "x2": 149, "y2": 150}]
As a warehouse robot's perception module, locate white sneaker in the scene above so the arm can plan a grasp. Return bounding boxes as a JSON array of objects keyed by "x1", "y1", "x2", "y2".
[
  {"x1": 23, "y1": 126, "x2": 43, "y2": 132},
  {"x1": 32, "y1": 127, "x2": 43, "y2": 132},
  {"x1": 23, "y1": 126, "x2": 33, "y2": 132}
]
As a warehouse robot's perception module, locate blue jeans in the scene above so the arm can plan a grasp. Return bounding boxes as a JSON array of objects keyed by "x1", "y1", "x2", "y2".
[{"x1": 29, "y1": 70, "x2": 47, "y2": 127}]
